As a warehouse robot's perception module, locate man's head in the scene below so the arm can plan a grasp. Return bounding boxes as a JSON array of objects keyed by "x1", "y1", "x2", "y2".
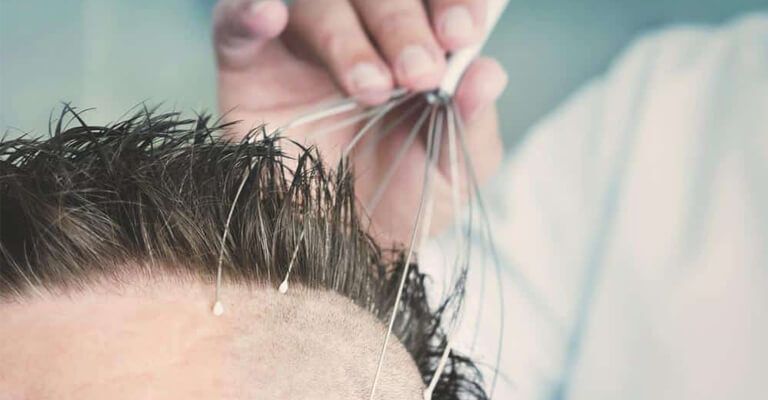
[{"x1": 0, "y1": 108, "x2": 486, "y2": 399}]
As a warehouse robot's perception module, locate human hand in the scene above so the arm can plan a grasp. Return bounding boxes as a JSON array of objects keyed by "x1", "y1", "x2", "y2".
[{"x1": 214, "y1": 0, "x2": 507, "y2": 244}]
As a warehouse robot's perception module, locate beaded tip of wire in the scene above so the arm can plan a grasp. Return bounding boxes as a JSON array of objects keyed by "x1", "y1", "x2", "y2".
[
  {"x1": 278, "y1": 280, "x2": 289, "y2": 294},
  {"x1": 212, "y1": 300, "x2": 224, "y2": 316}
]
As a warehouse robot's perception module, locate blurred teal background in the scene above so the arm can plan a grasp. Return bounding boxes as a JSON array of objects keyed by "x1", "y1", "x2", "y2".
[{"x1": 1, "y1": 0, "x2": 766, "y2": 146}]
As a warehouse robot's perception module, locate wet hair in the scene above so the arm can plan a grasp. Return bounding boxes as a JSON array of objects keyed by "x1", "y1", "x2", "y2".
[{"x1": 0, "y1": 106, "x2": 488, "y2": 399}]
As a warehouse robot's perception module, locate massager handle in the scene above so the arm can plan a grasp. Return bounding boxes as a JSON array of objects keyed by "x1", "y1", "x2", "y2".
[{"x1": 438, "y1": 0, "x2": 510, "y2": 96}]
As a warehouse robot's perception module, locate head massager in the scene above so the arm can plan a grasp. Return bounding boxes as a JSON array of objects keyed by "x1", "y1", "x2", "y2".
[{"x1": 213, "y1": 0, "x2": 511, "y2": 398}]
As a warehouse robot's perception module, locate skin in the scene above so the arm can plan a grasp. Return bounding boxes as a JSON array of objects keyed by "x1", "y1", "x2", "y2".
[
  {"x1": 0, "y1": 276, "x2": 423, "y2": 399},
  {"x1": 214, "y1": 0, "x2": 508, "y2": 244}
]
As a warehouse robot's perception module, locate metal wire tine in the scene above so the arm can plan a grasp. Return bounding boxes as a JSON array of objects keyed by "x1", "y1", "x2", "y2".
[
  {"x1": 282, "y1": 98, "x2": 359, "y2": 131},
  {"x1": 365, "y1": 107, "x2": 432, "y2": 215},
  {"x1": 213, "y1": 129, "x2": 272, "y2": 315},
  {"x1": 423, "y1": 337, "x2": 454, "y2": 399},
  {"x1": 421, "y1": 107, "x2": 470, "y2": 400},
  {"x1": 213, "y1": 152, "x2": 253, "y2": 316},
  {"x1": 301, "y1": 106, "x2": 384, "y2": 141},
  {"x1": 445, "y1": 105, "x2": 469, "y2": 299},
  {"x1": 341, "y1": 91, "x2": 418, "y2": 158},
  {"x1": 447, "y1": 104, "x2": 484, "y2": 351},
  {"x1": 356, "y1": 97, "x2": 424, "y2": 160},
  {"x1": 470, "y1": 200, "x2": 491, "y2": 348},
  {"x1": 418, "y1": 192, "x2": 436, "y2": 253},
  {"x1": 452, "y1": 106, "x2": 506, "y2": 397},
  {"x1": 368, "y1": 104, "x2": 439, "y2": 400},
  {"x1": 416, "y1": 107, "x2": 444, "y2": 250},
  {"x1": 412, "y1": 106, "x2": 446, "y2": 398},
  {"x1": 278, "y1": 226, "x2": 307, "y2": 294},
  {"x1": 282, "y1": 87, "x2": 409, "y2": 131},
  {"x1": 428, "y1": 106, "x2": 464, "y2": 306},
  {"x1": 446, "y1": 106, "x2": 463, "y2": 241}
]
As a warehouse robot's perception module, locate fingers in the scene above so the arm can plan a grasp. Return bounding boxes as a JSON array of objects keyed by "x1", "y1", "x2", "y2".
[
  {"x1": 427, "y1": 0, "x2": 485, "y2": 50},
  {"x1": 215, "y1": 0, "x2": 487, "y2": 88},
  {"x1": 282, "y1": 0, "x2": 485, "y2": 100},
  {"x1": 214, "y1": 0, "x2": 289, "y2": 70},
  {"x1": 352, "y1": 0, "x2": 447, "y2": 91},
  {"x1": 288, "y1": 0, "x2": 394, "y2": 104}
]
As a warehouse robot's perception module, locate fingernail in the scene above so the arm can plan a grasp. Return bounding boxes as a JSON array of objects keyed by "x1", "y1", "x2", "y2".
[
  {"x1": 347, "y1": 62, "x2": 391, "y2": 93},
  {"x1": 439, "y1": 6, "x2": 475, "y2": 44},
  {"x1": 396, "y1": 45, "x2": 438, "y2": 82}
]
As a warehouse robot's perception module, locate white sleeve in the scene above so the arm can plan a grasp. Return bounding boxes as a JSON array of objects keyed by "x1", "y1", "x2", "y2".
[{"x1": 422, "y1": 12, "x2": 768, "y2": 400}]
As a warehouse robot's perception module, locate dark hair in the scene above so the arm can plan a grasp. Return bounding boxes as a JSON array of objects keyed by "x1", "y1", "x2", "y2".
[{"x1": 0, "y1": 106, "x2": 488, "y2": 399}]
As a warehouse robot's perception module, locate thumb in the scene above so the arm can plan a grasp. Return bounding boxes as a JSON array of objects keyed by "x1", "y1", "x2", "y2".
[
  {"x1": 213, "y1": 0, "x2": 288, "y2": 70},
  {"x1": 438, "y1": 57, "x2": 507, "y2": 184}
]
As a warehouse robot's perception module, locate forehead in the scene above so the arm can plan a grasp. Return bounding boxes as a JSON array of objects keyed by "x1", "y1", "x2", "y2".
[{"x1": 0, "y1": 280, "x2": 423, "y2": 399}]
